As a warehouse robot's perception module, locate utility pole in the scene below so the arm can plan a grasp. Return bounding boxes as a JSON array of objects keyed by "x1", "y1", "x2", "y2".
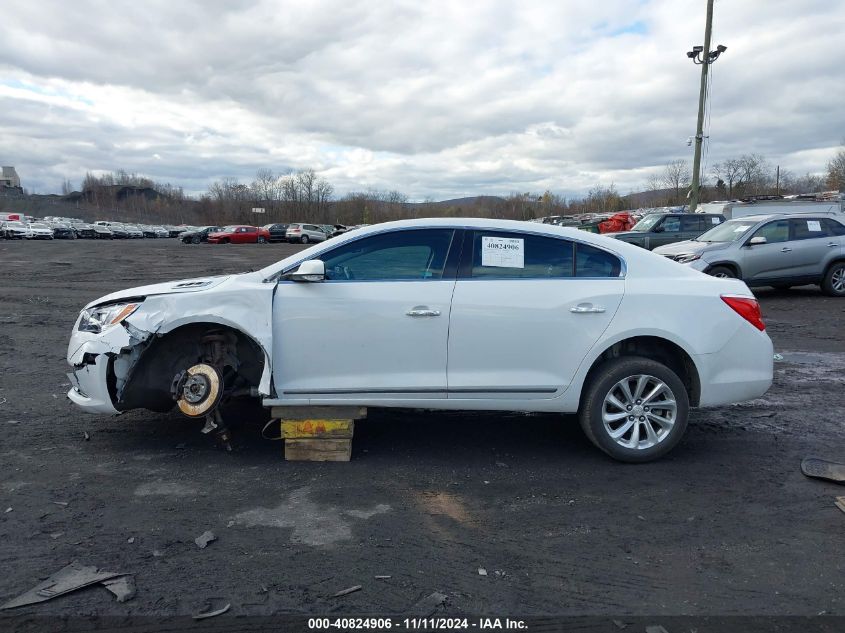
[{"x1": 686, "y1": 0, "x2": 726, "y2": 212}]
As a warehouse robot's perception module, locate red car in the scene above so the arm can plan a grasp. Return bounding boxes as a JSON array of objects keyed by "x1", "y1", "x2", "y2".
[{"x1": 206, "y1": 225, "x2": 270, "y2": 244}]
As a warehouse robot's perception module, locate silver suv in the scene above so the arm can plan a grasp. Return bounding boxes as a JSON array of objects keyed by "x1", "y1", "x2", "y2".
[
  {"x1": 654, "y1": 213, "x2": 845, "y2": 296},
  {"x1": 286, "y1": 223, "x2": 327, "y2": 244}
]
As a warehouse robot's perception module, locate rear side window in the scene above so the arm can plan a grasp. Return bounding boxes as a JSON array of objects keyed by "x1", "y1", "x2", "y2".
[
  {"x1": 469, "y1": 232, "x2": 573, "y2": 279},
  {"x1": 575, "y1": 243, "x2": 622, "y2": 277},
  {"x1": 823, "y1": 219, "x2": 845, "y2": 236},
  {"x1": 322, "y1": 229, "x2": 454, "y2": 281},
  {"x1": 680, "y1": 216, "x2": 703, "y2": 231},
  {"x1": 790, "y1": 218, "x2": 833, "y2": 240}
]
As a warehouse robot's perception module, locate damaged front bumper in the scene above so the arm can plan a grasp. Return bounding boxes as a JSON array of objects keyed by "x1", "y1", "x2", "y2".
[
  {"x1": 66, "y1": 315, "x2": 153, "y2": 415},
  {"x1": 67, "y1": 353, "x2": 119, "y2": 415}
]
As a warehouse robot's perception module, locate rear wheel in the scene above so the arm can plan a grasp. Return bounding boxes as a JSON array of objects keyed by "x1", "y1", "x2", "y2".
[
  {"x1": 579, "y1": 356, "x2": 689, "y2": 463},
  {"x1": 708, "y1": 265, "x2": 736, "y2": 279},
  {"x1": 258, "y1": 236, "x2": 266, "y2": 244},
  {"x1": 301, "y1": 235, "x2": 309, "y2": 244},
  {"x1": 821, "y1": 262, "x2": 845, "y2": 297},
  {"x1": 192, "y1": 236, "x2": 201, "y2": 244}
]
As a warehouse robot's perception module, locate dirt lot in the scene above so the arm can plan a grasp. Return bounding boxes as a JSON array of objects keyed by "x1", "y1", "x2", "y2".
[{"x1": 1, "y1": 238, "x2": 844, "y2": 619}]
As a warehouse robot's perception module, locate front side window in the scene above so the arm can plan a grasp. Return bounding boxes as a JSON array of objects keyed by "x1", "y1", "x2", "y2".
[
  {"x1": 823, "y1": 219, "x2": 845, "y2": 236},
  {"x1": 751, "y1": 220, "x2": 789, "y2": 244},
  {"x1": 470, "y1": 231, "x2": 573, "y2": 279},
  {"x1": 661, "y1": 217, "x2": 681, "y2": 232},
  {"x1": 321, "y1": 229, "x2": 455, "y2": 281}
]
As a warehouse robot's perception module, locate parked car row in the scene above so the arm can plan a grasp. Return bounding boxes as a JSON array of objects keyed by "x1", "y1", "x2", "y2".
[
  {"x1": 0, "y1": 217, "x2": 191, "y2": 240},
  {"x1": 181, "y1": 223, "x2": 357, "y2": 244}
]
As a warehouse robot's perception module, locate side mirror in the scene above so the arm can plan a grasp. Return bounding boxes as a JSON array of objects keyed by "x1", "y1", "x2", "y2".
[
  {"x1": 748, "y1": 236, "x2": 767, "y2": 246},
  {"x1": 285, "y1": 259, "x2": 325, "y2": 282}
]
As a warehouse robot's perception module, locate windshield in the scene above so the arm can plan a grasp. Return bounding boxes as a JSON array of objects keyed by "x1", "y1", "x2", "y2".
[
  {"x1": 30, "y1": 223, "x2": 49, "y2": 229},
  {"x1": 8, "y1": 221, "x2": 24, "y2": 228},
  {"x1": 222, "y1": 226, "x2": 239, "y2": 232},
  {"x1": 695, "y1": 219, "x2": 758, "y2": 243},
  {"x1": 630, "y1": 214, "x2": 664, "y2": 232}
]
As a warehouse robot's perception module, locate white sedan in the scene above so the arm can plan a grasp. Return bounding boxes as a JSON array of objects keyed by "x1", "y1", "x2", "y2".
[{"x1": 66, "y1": 218, "x2": 773, "y2": 462}]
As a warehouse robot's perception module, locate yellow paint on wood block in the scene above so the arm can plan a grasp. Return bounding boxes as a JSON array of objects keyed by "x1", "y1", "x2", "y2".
[{"x1": 280, "y1": 419, "x2": 354, "y2": 439}]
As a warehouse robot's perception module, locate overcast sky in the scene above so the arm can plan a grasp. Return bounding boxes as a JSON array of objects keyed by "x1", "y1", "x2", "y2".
[{"x1": 1, "y1": 0, "x2": 843, "y2": 200}]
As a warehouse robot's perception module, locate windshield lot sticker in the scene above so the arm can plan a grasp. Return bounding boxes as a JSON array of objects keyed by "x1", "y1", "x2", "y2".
[
  {"x1": 734, "y1": 225, "x2": 751, "y2": 233},
  {"x1": 482, "y1": 236, "x2": 524, "y2": 268},
  {"x1": 807, "y1": 220, "x2": 822, "y2": 232}
]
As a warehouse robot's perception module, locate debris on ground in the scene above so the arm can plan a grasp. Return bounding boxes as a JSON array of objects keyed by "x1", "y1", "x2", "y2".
[
  {"x1": 83, "y1": 432, "x2": 90, "y2": 441},
  {"x1": 835, "y1": 497, "x2": 845, "y2": 514},
  {"x1": 127, "y1": 537, "x2": 135, "y2": 544},
  {"x1": 612, "y1": 620, "x2": 627, "y2": 630},
  {"x1": 4, "y1": 507, "x2": 11, "y2": 513},
  {"x1": 192, "y1": 601, "x2": 230, "y2": 619},
  {"x1": 645, "y1": 626, "x2": 669, "y2": 633},
  {"x1": 52, "y1": 501, "x2": 68, "y2": 507},
  {"x1": 408, "y1": 591, "x2": 447, "y2": 616},
  {"x1": 0, "y1": 562, "x2": 132, "y2": 609},
  {"x1": 478, "y1": 568, "x2": 487, "y2": 576},
  {"x1": 374, "y1": 575, "x2": 391, "y2": 580},
  {"x1": 194, "y1": 530, "x2": 217, "y2": 549},
  {"x1": 773, "y1": 353, "x2": 784, "y2": 362},
  {"x1": 102, "y1": 576, "x2": 136, "y2": 603},
  {"x1": 332, "y1": 585, "x2": 362, "y2": 598},
  {"x1": 801, "y1": 457, "x2": 845, "y2": 484}
]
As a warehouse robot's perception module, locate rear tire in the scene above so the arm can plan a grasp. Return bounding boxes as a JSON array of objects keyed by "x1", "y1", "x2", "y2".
[
  {"x1": 301, "y1": 235, "x2": 309, "y2": 244},
  {"x1": 821, "y1": 261, "x2": 845, "y2": 297},
  {"x1": 258, "y1": 236, "x2": 266, "y2": 244},
  {"x1": 578, "y1": 356, "x2": 689, "y2": 463},
  {"x1": 192, "y1": 236, "x2": 201, "y2": 244},
  {"x1": 708, "y1": 265, "x2": 736, "y2": 279}
]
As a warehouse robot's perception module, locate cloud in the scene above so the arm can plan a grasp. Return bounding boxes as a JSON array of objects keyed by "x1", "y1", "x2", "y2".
[{"x1": 0, "y1": 0, "x2": 843, "y2": 198}]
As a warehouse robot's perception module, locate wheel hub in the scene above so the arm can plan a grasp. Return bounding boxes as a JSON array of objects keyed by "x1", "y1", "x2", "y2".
[{"x1": 174, "y1": 363, "x2": 222, "y2": 417}]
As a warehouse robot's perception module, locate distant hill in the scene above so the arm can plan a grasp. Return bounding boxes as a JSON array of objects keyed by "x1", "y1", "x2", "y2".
[{"x1": 421, "y1": 195, "x2": 507, "y2": 208}]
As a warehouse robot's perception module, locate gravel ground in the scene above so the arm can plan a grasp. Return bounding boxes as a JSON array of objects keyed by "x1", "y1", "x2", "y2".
[{"x1": 0, "y1": 238, "x2": 844, "y2": 619}]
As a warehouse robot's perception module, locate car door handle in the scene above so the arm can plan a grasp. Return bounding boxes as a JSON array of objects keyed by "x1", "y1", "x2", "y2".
[
  {"x1": 780, "y1": 247, "x2": 792, "y2": 253},
  {"x1": 406, "y1": 307, "x2": 441, "y2": 317},
  {"x1": 570, "y1": 303, "x2": 606, "y2": 314},
  {"x1": 827, "y1": 243, "x2": 838, "y2": 248}
]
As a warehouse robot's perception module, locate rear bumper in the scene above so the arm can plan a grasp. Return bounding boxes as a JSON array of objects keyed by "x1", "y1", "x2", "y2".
[{"x1": 694, "y1": 324, "x2": 773, "y2": 407}]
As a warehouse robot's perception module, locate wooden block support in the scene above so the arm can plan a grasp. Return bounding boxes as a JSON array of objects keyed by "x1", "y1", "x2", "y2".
[
  {"x1": 285, "y1": 438, "x2": 352, "y2": 462},
  {"x1": 281, "y1": 419, "x2": 354, "y2": 439},
  {"x1": 275, "y1": 408, "x2": 364, "y2": 462}
]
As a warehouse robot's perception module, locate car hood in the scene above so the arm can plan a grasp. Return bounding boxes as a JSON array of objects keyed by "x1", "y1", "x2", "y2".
[
  {"x1": 653, "y1": 240, "x2": 732, "y2": 256},
  {"x1": 85, "y1": 275, "x2": 235, "y2": 309},
  {"x1": 609, "y1": 231, "x2": 647, "y2": 240}
]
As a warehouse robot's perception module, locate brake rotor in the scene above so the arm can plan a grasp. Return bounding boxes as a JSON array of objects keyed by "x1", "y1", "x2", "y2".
[{"x1": 175, "y1": 363, "x2": 222, "y2": 417}]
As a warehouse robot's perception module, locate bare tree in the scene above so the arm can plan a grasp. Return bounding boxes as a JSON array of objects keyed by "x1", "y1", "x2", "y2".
[
  {"x1": 827, "y1": 145, "x2": 845, "y2": 191},
  {"x1": 711, "y1": 159, "x2": 743, "y2": 198},
  {"x1": 661, "y1": 160, "x2": 691, "y2": 205}
]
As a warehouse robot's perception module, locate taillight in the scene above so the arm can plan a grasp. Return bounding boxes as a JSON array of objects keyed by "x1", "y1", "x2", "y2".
[{"x1": 721, "y1": 295, "x2": 765, "y2": 331}]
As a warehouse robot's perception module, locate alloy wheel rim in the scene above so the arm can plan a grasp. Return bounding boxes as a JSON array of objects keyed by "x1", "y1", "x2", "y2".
[
  {"x1": 602, "y1": 374, "x2": 677, "y2": 450},
  {"x1": 832, "y1": 268, "x2": 845, "y2": 293}
]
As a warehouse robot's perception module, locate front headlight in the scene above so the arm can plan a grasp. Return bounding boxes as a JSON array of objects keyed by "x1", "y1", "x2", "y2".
[
  {"x1": 78, "y1": 302, "x2": 141, "y2": 333},
  {"x1": 675, "y1": 254, "x2": 701, "y2": 264}
]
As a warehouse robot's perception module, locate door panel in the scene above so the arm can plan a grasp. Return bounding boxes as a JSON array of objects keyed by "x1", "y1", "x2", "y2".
[
  {"x1": 741, "y1": 220, "x2": 791, "y2": 281},
  {"x1": 787, "y1": 218, "x2": 838, "y2": 278},
  {"x1": 273, "y1": 281, "x2": 455, "y2": 394},
  {"x1": 447, "y1": 231, "x2": 624, "y2": 395},
  {"x1": 272, "y1": 228, "x2": 458, "y2": 396}
]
